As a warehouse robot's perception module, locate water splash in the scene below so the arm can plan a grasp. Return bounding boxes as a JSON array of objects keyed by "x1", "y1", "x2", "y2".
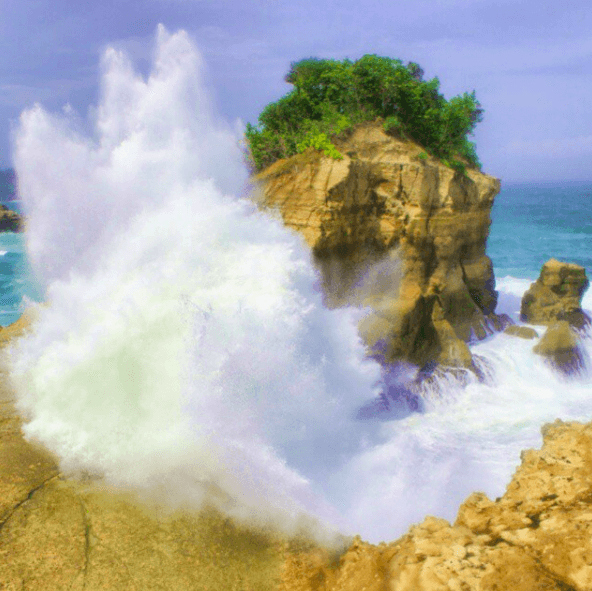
[
  {"x1": 8, "y1": 25, "x2": 381, "y2": 541},
  {"x1": 7, "y1": 25, "x2": 592, "y2": 545}
]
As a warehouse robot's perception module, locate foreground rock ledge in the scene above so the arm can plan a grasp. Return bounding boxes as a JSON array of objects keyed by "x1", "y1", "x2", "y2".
[
  {"x1": 2, "y1": 316, "x2": 592, "y2": 590},
  {"x1": 281, "y1": 420, "x2": 592, "y2": 591},
  {"x1": 254, "y1": 122, "x2": 504, "y2": 369}
]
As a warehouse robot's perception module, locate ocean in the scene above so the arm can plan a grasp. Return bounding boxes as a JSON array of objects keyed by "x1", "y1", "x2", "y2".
[{"x1": 2, "y1": 27, "x2": 591, "y2": 545}]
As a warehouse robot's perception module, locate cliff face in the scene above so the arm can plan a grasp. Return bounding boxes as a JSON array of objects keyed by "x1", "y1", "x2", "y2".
[{"x1": 255, "y1": 122, "x2": 503, "y2": 368}]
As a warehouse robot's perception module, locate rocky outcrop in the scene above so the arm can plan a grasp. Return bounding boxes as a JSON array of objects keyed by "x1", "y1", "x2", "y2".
[
  {"x1": 0, "y1": 204, "x2": 23, "y2": 232},
  {"x1": 254, "y1": 122, "x2": 504, "y2": 368},
  {"x1": 520, "y1": 260, "x2": 590, "y2": 374},
  {"x1": 8, "y1": 369, "x2": 592, "y2": 590},
  {"x1": 279, "y1": 419, "x2": 592, "y2": 591},
  {"x1": 2, "y1": 321, "x2": 592, "y2": 588},
  {"x1": 521, "y1": 258, "x2": 590, "y2": 330}
]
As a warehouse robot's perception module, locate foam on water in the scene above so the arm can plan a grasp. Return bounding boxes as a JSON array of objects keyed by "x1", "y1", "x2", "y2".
[
  {"x1": 328, "y1": 276, "x2": 592, "y2": 542},
  {"x1": 7, "y1": 25, "x2": 592, "y2": 544}
]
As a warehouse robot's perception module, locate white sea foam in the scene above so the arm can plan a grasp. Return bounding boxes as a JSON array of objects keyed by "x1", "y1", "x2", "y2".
[
  {"x1": 9, "y1": 26, "x2": 381, "y2": 541},
  {"x1": 7, "y1": 25, "x2": 592, "y2": 545}
]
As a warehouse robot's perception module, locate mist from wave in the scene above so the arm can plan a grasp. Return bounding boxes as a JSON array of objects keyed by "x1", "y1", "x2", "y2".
[{"x1": 6, "y1": 25, "x2": 592, "y2": 544}]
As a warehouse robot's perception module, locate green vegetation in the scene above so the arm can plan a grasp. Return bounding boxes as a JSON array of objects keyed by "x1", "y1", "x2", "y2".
[{"x1": 245, "y1": 55, "x2": 483, "y2": 173}]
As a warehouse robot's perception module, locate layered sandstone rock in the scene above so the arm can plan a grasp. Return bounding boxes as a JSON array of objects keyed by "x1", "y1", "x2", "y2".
[
  {"x1": 254, "y1": 122, "x2": 505, "y2": 368},
  {"x1": 521, "y1": 258, "x2": 590, "y2": 330},
  {"x1": 279, "y1": 419, "x2": 592, "y2": 591}
]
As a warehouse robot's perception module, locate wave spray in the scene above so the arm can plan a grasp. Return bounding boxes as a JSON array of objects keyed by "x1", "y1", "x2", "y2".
[
  {"x1": 7, "y1": 26, "x2": 592, "y2": 544},
  {"x1": 8, "y1": 25, "x2": 381, "y2": 540}
]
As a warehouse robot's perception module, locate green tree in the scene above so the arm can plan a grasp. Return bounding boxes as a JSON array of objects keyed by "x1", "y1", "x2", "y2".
[{"x1": 245, "y1": 55, "x2": 484, "y2": 173}]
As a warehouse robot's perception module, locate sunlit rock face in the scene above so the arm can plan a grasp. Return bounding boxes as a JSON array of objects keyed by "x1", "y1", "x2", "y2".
[
  {"x1": 254, "y1": 122, "x2": 503, "y2": 368},
  {"x1": 521, "y1": 258, "x2": 590, "y2": 330}
]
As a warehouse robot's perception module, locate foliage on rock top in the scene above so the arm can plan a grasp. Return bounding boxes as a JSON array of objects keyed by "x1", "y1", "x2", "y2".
[{"x1": 245, "y1": 55, "x2": 484, "y2": 174}]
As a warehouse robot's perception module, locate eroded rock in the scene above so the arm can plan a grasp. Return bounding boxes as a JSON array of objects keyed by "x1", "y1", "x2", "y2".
[
  {"x1": 254, "y1": 122, "x2": 503, "y2": 368},
  {"x1": 278, "y1": 419, "x2": 592, "y2": 591},
  {"x1": 504, "y1": 325, "x2": 539, "y2": 339}
]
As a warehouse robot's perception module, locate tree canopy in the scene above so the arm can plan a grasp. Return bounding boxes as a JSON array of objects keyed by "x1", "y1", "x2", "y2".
[{"x1": 245, "y1": 55, "x2": 484, "y2": 174}]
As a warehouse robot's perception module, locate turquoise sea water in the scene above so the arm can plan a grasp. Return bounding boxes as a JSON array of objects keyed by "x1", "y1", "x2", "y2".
[
  {"x1": 0, "y1": 225, "x2": 42, "y2": 326},
  {"x1": 488, "y1": 180, "x2": 592, "y2": 281}
]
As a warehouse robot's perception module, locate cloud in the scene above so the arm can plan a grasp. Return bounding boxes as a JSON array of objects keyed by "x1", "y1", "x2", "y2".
[
  {"x1": 406, "y1": 34, "x2": 592, "y2": 79},
  {"x1": 0, "y1": 76, "x2": 95, "y2": 109},
  {"x1": 505, "y1": 135, "x2": 592, "y2": 157}
]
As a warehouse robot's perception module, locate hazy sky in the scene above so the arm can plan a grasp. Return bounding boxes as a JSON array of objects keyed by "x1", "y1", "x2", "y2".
[{"x1": 1, "y1": 0, "x2": 591, "y2": 182}]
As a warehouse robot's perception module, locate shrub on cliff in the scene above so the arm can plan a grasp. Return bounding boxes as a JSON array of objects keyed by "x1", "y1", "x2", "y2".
[{"x1": 245, "y1": 55, "x2": 483, "y2": 173}]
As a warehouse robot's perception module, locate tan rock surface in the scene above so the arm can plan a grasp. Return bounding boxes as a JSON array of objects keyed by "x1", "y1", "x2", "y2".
[
  {"x1": 521, "y1": 258, "x2": 590, "y2": 329},
  {"x1": 0, "y1": 340, "x2": 290, "y2": 590},
  {"x1": 278, "y1": 419, "x2": 592, "y2": 590},
  {"x1": 504, "y1": 324, "x2": 539, "y2": 339},
  {"x1": 2, "y1": 319, "x2": 592, "y2": 589},
  {"x1": 254, "y1": 122, "x2": 503, "y2": 367}
]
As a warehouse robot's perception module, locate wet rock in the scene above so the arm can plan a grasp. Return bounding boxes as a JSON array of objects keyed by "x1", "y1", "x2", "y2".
[
  {"x1": 533, "y1": 320, "x2": 585, "y2": 374},
  {"x1": 504, "y1": 325, "x2": 539, "y2": 339},
  {"x1": 0, "y1": 204, "x2": 23, "y2": 232},
  {"x1": 278, "y1": 420, "x2": 592, "y2": 591}
]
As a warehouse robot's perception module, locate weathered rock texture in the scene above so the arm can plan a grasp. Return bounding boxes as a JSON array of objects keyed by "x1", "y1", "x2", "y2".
[
  {"x1": 521, "y1": 258, "x2": 590, "y2": 330},
  {"x1": 0, "y1": 369, "x2": 289, "y2": 591},
  {"x1": 255, "y1": 122, "x2": 504, "y2": 368},
  {"x1": 0, "y1": 204, "x2": 23, "y2": 232},
  {"x1": 279, "y1": 419, "x2": 592, "y2": 591}
]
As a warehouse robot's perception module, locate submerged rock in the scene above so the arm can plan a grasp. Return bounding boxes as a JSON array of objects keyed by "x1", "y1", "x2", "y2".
[
  {"x1": 254, "y1": 121, "x2": 503, "y2": 369},
  {"x1": 521, "y1": 258, "x2": 590, "y2": 329}
]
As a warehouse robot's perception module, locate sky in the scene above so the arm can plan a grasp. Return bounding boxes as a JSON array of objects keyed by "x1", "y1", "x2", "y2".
[{"x1": 1, "y1": 0, "x2": 591, "y2": 183}]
